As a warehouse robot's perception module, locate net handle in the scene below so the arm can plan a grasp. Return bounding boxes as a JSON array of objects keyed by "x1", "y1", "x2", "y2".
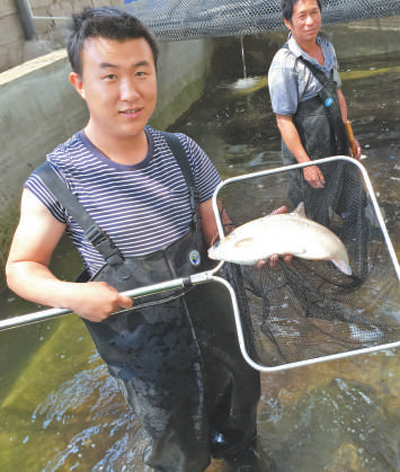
[{"x1": 0, "y1": 266, "x2": 223, "y2": 332}]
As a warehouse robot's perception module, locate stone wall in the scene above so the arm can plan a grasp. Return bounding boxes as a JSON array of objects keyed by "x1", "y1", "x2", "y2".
[
  {"x1": 0, "y1": 0, "x2": 26, "y2": 72},
  {"x1": 0, "y1": 0, "x2": 124, "y2": 73}
]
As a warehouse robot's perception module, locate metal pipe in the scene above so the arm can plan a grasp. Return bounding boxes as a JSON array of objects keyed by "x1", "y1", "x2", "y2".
[
  {"x1": 0, "y1": 273, "x2": 215, "y2": 332},
  {"x1": 14, "y1": 0, "x2": 37, "y2": 40}
]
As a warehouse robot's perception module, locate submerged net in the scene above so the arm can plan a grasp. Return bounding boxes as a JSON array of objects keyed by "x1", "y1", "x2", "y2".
[
  {"x1": 214, "y1": 157, "x2": 400, "y2": 369},
  {"x1": 124, "y1": 0, "x2": 400, "y2": 41}
]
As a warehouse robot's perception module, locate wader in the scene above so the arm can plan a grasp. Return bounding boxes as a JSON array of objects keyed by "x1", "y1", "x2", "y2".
[
  {"x1": 282, "y1": 54, "x2": 368, "y2": 278},
  {"x1": 36, "y1": 133, "x2": 260, "y2": 472}
]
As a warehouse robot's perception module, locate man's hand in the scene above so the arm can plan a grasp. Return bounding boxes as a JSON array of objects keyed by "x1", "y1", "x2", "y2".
[
  {"x1": 303, "y1": 165, "x2": 325, "y2": 188},
  {"x1": 352, "y1": 138, "x2": 362, "y2": 161},
  {"x1": 257, "y1": 205, "x2": 293, "y2": 268},
  {"x1": 64, "y1": 281, "x2": 133, "y2": 322}
]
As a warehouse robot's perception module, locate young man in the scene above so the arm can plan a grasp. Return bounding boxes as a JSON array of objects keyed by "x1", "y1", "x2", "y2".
[
  {"x1": 6, "y1": 7, "x2": 262, "y2": 472},
  {"x1": 268, "y1": 0, "x2": 363, "y2": 226}
]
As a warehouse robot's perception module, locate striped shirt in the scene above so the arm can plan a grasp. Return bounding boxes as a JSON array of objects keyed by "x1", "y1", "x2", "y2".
[
  {"x1": 26, "y1": 127, "x2": 221, "y2": 275},
  {"x1": 268, "y1": 34, "x2": 342, "y2": 116}
]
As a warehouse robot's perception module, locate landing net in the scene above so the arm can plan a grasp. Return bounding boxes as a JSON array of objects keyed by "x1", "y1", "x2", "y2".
[
  {"x1": 123, "y1": 0, "x2": 400, "y2": 41},
  {"x1": 213, "y1": 156, "x2": 400, "y2": 371}
]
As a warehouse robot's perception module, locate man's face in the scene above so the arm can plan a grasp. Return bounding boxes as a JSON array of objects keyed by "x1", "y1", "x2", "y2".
[
  {"x1": 72, "y1": 36, "x2": 157, "y2": 142},
  {"x1": 285, "y1": 0, "x2": 321, "y2": 46}
]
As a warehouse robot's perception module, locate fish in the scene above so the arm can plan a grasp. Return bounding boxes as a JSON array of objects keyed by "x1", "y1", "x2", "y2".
[{"x1": 208, "y1": 203, "x2": 352, "y2": 275}]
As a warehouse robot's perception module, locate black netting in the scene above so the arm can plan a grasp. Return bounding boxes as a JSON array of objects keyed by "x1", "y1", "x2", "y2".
[
  {"x1": 124, "y1": 0, "x2": 400, "y2": 41},
  {"x1": 214, "y1": 157, "x2": 400, "y2": 368}
]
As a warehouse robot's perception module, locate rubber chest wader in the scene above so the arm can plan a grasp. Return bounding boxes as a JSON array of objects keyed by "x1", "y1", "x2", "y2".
[
  {"x1": 35, "y1": 133, "x2": 260, "y2": 472},
  {"x1": 282, "y1": 50, "x2": 364, "y2": 230}
]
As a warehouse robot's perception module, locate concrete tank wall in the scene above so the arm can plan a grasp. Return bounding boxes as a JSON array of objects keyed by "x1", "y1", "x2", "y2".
[
  {"x1": 0, "y1": 38, "x2": 214, "y2": 278},
  {"x1": 0, "y1": 0, "x2": 125, "y2": 73}
]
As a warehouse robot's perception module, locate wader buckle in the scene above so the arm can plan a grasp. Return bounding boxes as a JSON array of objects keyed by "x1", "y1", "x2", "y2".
[
  {"x1": 85, "y1": 225, "x2": 124, "y2": 266},
  {"x1": 85, "y1": 224, "x2": 109, "y2": 246},
  {"x1": 190, "y1": 187, "x2": 201, "y2": 227}
]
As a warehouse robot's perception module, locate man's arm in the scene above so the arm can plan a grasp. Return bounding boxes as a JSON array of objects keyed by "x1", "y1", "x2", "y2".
[
  {"x1": 337, "y1": 88, "x2": 348, "y2": 122},
  {"x1": 6, "y1": 189, "x2": 132, "y2": 322},
  {"x1": 200, "y1": 198, "x2": 219, "y2": 247},
  {"x1": 275, "y1": 114, "x2": 325, "y2": 188}
]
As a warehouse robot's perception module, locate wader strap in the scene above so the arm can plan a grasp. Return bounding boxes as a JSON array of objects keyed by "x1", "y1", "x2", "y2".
[
  {"x1": 34, "y1": 162, "x2": 124, "y2": 266},
  {"x1": 295, "y1": 54, "x2": 350, "y2": 154},
  {"x1": 161, "y1": 131, "x2": 202, "y2": 232},
  {"x1": 297, "y1": 55, "x2": 331, "y2": 89},
  {"x1": 282, "y1": 42, "x2": 332, "y2": 88}
]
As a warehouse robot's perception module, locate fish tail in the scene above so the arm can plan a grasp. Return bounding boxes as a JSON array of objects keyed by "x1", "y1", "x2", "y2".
[{"x1": 332, "y1": 258, "x2": 352, "y2": 276}]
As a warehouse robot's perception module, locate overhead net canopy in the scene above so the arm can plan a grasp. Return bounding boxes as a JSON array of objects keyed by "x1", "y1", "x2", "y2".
[
  {"x1": 124, "y1": 0, "x2": 400, "y2": 41},
  {"x1": 213, "y1": 156, "x2": 400, "y2": 371}
]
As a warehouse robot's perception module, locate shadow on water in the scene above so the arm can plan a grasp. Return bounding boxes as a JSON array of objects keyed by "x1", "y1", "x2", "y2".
[{"x1": 1, "y1": 46, "x2": 400, "y2": 471}]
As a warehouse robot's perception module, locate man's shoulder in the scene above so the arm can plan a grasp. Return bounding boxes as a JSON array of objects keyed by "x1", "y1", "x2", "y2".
[
  {"x1": 317, "y1": 34, "x2": 334, "y2": 48},
  {"x1": 43, "y1": 131, "x2": 96, "y2": 182},
  {"x1": 47, "y1": 132, "x2": 84, "y2": 164},
  {"x1": 149, "y1": 127, "x2": 190, "y2": 146},
  {"x1": 269, "y1": 45, "x2": 298, "y2": 75},
  {"x1": 273, "y1": 45, "x2": 296, "y2": 61},
  {"x1": 317, "y1": 35, "x2": 335, "y2": 53},
  {"x1": 149, "y1": 127, "x2": 196, "y2": 162}
]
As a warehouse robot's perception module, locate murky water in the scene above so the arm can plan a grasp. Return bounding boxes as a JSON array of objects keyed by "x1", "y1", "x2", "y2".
[{"x1": 0, "y1": 43, "x2": 399, "y2": 471}]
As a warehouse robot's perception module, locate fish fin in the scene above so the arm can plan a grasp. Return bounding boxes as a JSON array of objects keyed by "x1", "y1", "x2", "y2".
[
  {"x1": 332, "y1": 259, "x2": 352, "y2": 276},
  {"x1": 292, "y1": 201, "x2": 306, "y2": 217},
  {"x1": 235, "y1": 238, "x2": 254, "y2": 248}
]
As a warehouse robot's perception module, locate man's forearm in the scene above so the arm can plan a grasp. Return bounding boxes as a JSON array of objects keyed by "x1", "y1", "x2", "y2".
[
  {"x1": 275, "y1": 114, "x2": 325, "y2": 188},
  {"x1": 6, "y1": 260, "x2": 76, "y2": 309},
  {"x1": 6, "y1": 260, "x2": 133, "y2": 322},
  {"x1": 276, "y1": 115, "x2": 310, "y2": 164},
  {"x1": 337, "y1": 89, "x2": 348, "y2": 122}
]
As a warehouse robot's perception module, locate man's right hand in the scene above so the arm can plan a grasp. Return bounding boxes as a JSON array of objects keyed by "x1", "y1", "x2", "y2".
[
  {"x1": 64, "y1": 281, "x2": 133, "y2": 322},
  {"x1": 257, "y1": 206, "x2": 293, "y2": 269},
  {"x1": 303, "y1": 164, "x2": 325, "y2": 188}
]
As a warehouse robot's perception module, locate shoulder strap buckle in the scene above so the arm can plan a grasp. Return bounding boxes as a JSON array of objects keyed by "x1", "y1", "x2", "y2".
[{"x1": 84, "y1": 224, "x2": 108, "y2": 246}]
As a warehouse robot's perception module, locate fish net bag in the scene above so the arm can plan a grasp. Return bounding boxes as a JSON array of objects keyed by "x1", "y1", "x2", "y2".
[{"x1": 214, "y1": 156, "x2": 400, "y2": 370}]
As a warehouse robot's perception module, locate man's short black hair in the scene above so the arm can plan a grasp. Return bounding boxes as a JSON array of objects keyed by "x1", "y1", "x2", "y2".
[
  {"x1": 280, "y1": 0, "x2": 322, "y2": 22},
  {"x1": 67, "y1": 6, "x2": 159, "y2": 76}
]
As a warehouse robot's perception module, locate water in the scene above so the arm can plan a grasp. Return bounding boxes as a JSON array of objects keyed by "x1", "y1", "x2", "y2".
[{"x1": 0, "y1": 47, "x2": 399, "y2": 471}]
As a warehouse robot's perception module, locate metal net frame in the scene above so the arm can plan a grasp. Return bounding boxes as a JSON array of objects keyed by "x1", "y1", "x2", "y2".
[{"x1": 212, "y1": 156, "x2": 400, "y2": 372}]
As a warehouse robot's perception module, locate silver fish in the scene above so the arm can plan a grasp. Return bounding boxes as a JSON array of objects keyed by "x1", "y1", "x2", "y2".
[{"x1": 208, "y1": 203, "x2": 352, "y2": 275}]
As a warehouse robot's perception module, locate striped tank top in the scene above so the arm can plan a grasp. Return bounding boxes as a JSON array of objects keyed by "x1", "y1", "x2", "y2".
[{"x1": 25, "y1": 126, "x2": 221, "y2": 275}]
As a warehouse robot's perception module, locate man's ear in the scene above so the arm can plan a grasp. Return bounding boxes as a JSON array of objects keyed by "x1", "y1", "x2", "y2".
[
  {"x1": 69, "y1": 72, "x2": 85, "y2": 99},
  {"x1": 284, "y1": 18, "x2": 291, "y2": 31}
]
